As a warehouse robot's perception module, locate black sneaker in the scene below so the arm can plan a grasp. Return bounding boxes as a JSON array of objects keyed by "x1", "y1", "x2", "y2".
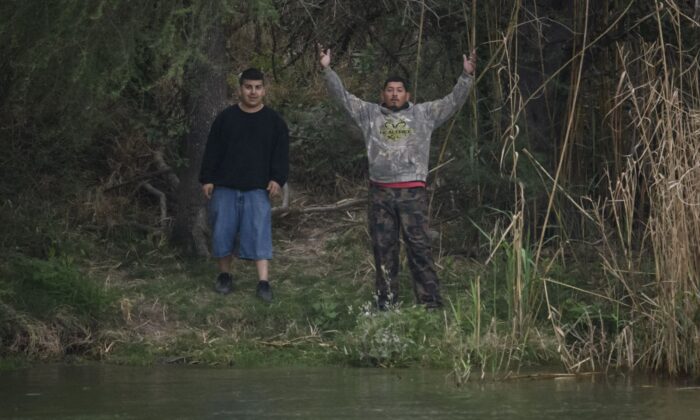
[
  {"x1": 214, "y1": 273, "x2": 233, "y2": 295},
  {"x1": 377, "y1": 296, "x2": 389, "y2": 312},
  {"x1": 424, "y1": 298, "x2": 443, "y2": 311},
  {"x1": 256, "y1": 281, "x2": 273, "y2": 302}
]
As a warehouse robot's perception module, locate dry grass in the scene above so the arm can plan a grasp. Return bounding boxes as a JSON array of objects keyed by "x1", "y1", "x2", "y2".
[{"x1": 599, "y1": 36, "x2": 700, "y2": 374}]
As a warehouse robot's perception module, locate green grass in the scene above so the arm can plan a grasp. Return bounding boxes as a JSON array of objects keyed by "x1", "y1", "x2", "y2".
[
  {"x1": 0, "y1": 216, "x2": 572, "y2": 373},
  {"x1": 3, "y1": 255, "x2": 114, "y2": 320}
]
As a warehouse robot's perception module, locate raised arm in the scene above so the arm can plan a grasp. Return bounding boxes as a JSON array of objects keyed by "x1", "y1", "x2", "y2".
[
  {"x1": 319, "y1": 45, "x2": 372, "y2": 122},
  {"x1": 421, "y1": 49, "x2": 477, "y2": 127}
]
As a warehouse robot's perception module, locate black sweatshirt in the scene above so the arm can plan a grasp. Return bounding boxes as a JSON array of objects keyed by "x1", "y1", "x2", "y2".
[{"x1": 199, "y1": 105, "x2": 289, "y2": 190}]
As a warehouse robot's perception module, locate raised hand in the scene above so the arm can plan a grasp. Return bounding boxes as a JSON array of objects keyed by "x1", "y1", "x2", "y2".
[
  {"x1": 463, "y1": 49, "x2": 477, "y2": 75},
  {"x1": 318, "y1": 44, "x2": 331, "y2": 68}
]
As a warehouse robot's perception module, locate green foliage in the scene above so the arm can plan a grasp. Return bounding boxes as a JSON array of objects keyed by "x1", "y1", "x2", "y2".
[
  {"x1": 310, "y1": 299, "x2": 341, "y2": 329},
  {"x1": 2, "y1": 255, "x2": 113, "y2": 321},
  {"x1": 286, "y1": 103, "x2": 368, "y2": 193},
  {"x1": 445, "y1": 281, "x2": 480, "y2": 336},
  {"x1": 0, "y1": 190, "x2": 104, "y2": 260},
  {"x1": 351, "y1": 43, "x2": 381, "y2": 77},
  {"x1": 0, "y1": 251, "x2": 116, "y2": 359},
  {"x1": 342, "y1": 305, "x2": 445, "y2": 367},
  {"x1": 245, "y1": 0, "x2": 279, "y2": 22}
]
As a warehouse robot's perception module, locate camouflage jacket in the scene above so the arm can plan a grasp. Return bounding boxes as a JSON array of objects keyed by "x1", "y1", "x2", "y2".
[{"x1": 323, "y1": 67, "x2": 474, "y2": 183}]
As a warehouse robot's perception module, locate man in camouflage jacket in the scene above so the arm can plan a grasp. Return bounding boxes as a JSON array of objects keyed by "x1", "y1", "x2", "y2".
[{"x1": 319, "y1": 45, "x2": 477, "y2": 309}]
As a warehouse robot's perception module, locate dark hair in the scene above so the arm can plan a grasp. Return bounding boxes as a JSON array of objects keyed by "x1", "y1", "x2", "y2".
[
  {"x1": 383, "y1": 75, "x2": 410, "y2": 90},
  {"x1": 239, "y1": 68, "x2": 265, "y2": 85}
]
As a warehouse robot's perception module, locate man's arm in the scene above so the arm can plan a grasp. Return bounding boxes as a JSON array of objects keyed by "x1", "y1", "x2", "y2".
[
  {"x1": 319, "y1": 45, "x2": 372, "y2": 123},
  {"x1": 420, "y1": 50, "x2": 477, "y2": 127},
  {"x1": 199, "y1": 112, "x2": 225, "y2": 200},
  {"x1": 268, "y1": 115, "x2": 289, "y2": 197}
]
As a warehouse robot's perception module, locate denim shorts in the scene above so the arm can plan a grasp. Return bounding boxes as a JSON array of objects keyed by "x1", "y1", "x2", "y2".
[{"x1": 208, "y1": 187, "x2": 272, "y2": 260}]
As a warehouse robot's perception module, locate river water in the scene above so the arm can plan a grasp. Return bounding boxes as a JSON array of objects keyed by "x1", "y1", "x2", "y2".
[{"x1": 1, "y1": 364, "x2": 700, "y2": 419}]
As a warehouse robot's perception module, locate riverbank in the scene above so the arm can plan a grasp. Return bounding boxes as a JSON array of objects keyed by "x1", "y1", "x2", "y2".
[
  {"x1": 91, "y1": 210, "x2": 561, "y2": 372},
  {"x1": 2, "y1": 206, "x2": 569, "y2": 376}
]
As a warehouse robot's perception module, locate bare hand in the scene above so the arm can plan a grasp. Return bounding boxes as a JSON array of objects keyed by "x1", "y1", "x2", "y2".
[
  {"x1": 202, "y1": 183, "x2": 214, "y2": 200},
  {"x1": 318, "y1": 44, "x2": 331, "y2": 68},
  {"x1": 463, "y1": 49, "x2": 477, "y2": 75},
  {"x1": 267, "y1": 180, "x2": 281, "y2": 197}
]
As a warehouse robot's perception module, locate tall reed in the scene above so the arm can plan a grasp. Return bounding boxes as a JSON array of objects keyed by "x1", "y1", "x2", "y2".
[
  {"x1": 601, "y1": 35, "x2": 700, "y2": 374},
  {"x1": 471, "y1": 0, "x2": 700, "y2": 377}
]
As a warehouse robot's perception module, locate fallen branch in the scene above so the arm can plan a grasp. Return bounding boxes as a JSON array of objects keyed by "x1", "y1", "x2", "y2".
[
  {"x1": 103, "y1": 169, "x2": 173, "y2": 192},
  {"x1": 272, "y1": 197, "x2": 366, "y2": 216},
  {"x1": 103, "y1": 150, "x2": 179, "y2": 192},
  {"x1": 256, "y1": 334, "x2": 324, "y2": 348},
  {"x1": 139, "y1": 181, "x2": 168, "y2": 229}
]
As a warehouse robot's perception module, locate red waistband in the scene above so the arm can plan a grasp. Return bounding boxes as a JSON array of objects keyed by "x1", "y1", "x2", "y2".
[{"x1": 370, "y1": 180, "x2": 426, "y2": 189}]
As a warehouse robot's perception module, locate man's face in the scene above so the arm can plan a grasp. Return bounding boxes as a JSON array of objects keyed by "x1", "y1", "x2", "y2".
[
  {"x1": 381, "y1": 82, "x2": 410, "y2": 110},
  {"x1": 239, "y1": 79, "x2": 265, "y2": 109}
]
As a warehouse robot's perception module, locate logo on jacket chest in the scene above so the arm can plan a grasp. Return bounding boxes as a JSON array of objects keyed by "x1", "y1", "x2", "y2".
[{"x1": 379, "y1": 117, "x2": 413, "y2": 142}]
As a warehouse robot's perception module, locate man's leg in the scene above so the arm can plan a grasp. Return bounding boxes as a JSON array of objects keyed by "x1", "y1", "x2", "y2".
[
  {"x1": 239, "y1": 189, "x2": 274, "y2": 302},
  {"x1": 218, "y1": 255, "x2": 233, "y2": 273},
  {"x1": 209, "y1": 188, "x2": 239, "y2": 295},
  {"x1": 369, "y1": 186, "x2": 401, "y2": 308},
  {"x1": 254, "y1": 259, "x2": 273, "y2": 302},
  {"x1": 398, "y1": 188, "x2": 442, "y2": 307},
  {"x1": 255, "y1": 259, "x2": 269, "y2": 281}
]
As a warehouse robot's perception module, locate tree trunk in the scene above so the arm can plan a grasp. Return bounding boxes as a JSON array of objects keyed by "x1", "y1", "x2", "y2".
[{"x1": 172, "y1": 22, "x2": 228, "y2": 256}]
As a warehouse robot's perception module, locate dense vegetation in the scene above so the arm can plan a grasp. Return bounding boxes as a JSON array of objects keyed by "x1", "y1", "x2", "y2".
[{"x1": 1, "y1": 1, "x2": 699, "y2": 377}]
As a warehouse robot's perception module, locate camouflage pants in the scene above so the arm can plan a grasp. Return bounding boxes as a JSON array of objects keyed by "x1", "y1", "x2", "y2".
[{"x1": 368, "y1": 185, "x2": 442, "y2": 306}]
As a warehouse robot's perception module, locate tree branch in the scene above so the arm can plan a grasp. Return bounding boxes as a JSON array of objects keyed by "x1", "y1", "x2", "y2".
[
  {"x1": 153, "y1": 150, "x2": 180, "y2": 188},
  {"x1": 103, "y1": 169, "x2": 174, "y2": 192},
  {"x1": 273, "y1": 197, "x2": 366, "y2": 216},
  {"x1": 140, "y1": 181, "x2": 168, "y2": 230}
]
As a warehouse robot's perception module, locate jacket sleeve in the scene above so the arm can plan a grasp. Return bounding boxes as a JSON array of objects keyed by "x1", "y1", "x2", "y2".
[
  {"x1": 323, "y1": 67, "x2": 372, "y2": 125},
  {"x1": 199, "y1": 111, "x2": 225, "y2": 184},
  {"x1": 269, "y1": 116, "x2": 290, "y2": 187},
  {"x1": 419, "y1": 72, "x2": 474, "y2": 127}
]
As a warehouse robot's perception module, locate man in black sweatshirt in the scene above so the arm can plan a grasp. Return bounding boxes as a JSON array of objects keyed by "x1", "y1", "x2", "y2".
[{"x1": 199, "y1": 68, "x2": 289, "y2": 301}]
